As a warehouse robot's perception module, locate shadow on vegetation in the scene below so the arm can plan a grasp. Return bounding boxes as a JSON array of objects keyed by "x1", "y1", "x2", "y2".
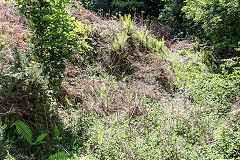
[{"x1": 0, "y1": 75, "x2": 86, "y2": 159}]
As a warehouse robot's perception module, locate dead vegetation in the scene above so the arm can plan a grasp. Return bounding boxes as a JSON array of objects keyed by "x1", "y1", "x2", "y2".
[
  {"x1": 0, "y1": 0, "x2": 180, "y2": 126},
  {"x1": 0, "y1": 0, "x2": 30, "y2": 78},
  {"x1": 0, "y1": 1, "x2": 182, "y2": 158},
  {"x1": 58, "y1": 4, "x2": 178, "y2": 117},
  {"x1": 0, "y1": 0, "x2": 30, "y2": 52}
]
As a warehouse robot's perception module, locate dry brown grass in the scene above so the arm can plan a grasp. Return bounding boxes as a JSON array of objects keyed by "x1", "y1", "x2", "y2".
[
  {"x1": 148, "y1": 22, "x2": 171, "y2": 41},
  {"x1": 0, "y1": 0, "x2": 31, "y2": 80},
  {"x1": 58, "y1": 3, "x2": 177, "y2": 117},
  {"x1": 0, "y1": 0, "x2": 30, "y2": 51},
  {"x1": 0, "y1": 0, "x2": 28, "y2": 25},
  {"x1": 61, "y1": 71, "x2": 174, "y2": 118},
  {"x1": 0, "y1": 0, "x2": 177, "y2": 123},
  {"x1": 68, "y1": 3, "x2": 103, "y2": 24},
  {"x1": 61, "y1": 77, "x2": 148, "y2": 117},
  {"x1": 0, "y1": 22, "x2": 30, "y2": 51}
]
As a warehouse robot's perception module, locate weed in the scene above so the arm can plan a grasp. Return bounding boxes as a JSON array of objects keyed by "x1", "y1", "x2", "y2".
[
  {"x1": 136, "y1": 26, "x2": 149, "y2": 47},
  {"x1": 174, "y1": 53, "x2": 240, "y2": 109},
  {"x1": 112, "y1": 31, "x2": 128, "y2": 55},
  {"x1": 121, "y1": 14, "x2": 134, "y2": 35}
]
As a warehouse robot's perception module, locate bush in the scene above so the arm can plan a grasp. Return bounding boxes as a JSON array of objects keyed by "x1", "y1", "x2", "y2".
[
  {"x1": 159, "y1": 0, "x2": 187, "y2": 35},
  {"x1": 174, "y1": 50, "x2": 240, "y2": 112},
  {"x1": 15, "y1": 0, "x2": 90, "y2": 87},
  {"x1": 182, "y1": 0, "x2": 240, "y2": 57}
]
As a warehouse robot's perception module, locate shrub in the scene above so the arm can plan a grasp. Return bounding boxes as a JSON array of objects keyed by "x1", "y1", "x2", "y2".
[
  {"x1": 213, "y1": 128, "x2": 240, "y2": 159},
  {"x1": 174, "y1": 51, "x2": 240, "y2": 111},
  {"x1": 182, "y1": 0, "x2": 240, "y2": 57},
  {"x1": 112, "y1": 31, "x2": 128, "y2": 55},
  {"x1": 14, "y1": 0, "x2": 90, "y2": 87},
  {"x1": 159, "y1": 0, "x2": 189, "y2": 35},
  {"x1": 136, "y1": 26, "x2": 149, "y2": 46}
]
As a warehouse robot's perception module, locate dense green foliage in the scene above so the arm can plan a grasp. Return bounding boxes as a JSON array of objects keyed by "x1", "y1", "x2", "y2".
[
  {"x1": 80, "y1": 0, "x2": 165, "y2": 17},
  {"x1": 182, "y1": 0, "x2": 240, "y2": 57},
  {"x1": 82, "y1": 0, "x2": 239, "y2": 57},
  {"x1": 113, "y1": 0, "x2": 164, "y2": 17},
  {"x1": 159, "y1": 0, "x2": 194, "y2": 35},
  {"x1": 11, "y1": 121, "x2": 49, "y2": 145},
  {"x1": 15, "y1": 0, "x2": 89, "y2": 86},
  {"x1": 81, "y1": 0, "x2": 114, "y2": 13},
  {"x1": 175, "y1": 53, "x2": 240, "y2": 108}
]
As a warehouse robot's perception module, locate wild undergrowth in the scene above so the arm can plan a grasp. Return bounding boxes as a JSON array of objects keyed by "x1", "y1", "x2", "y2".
[
  {"x1": 0, "y1": 0, "x2": 240, "y2": 159},
  {"x1": 60, "y1": 16, "x2": 240, "y2": 159},
  {"x1": 77, "y1": 44, "x2": 240, "y2": 159}
]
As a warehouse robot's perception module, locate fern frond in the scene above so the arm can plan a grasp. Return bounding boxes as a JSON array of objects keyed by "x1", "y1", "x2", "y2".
[
  {"x1": 54, "y1": 124, "x2": 61, "y2": 141},
  {"x1": 48, "y1": 151, "x2": 70, "y2": 160},
  {"x1": 11, "y1": 121, "x2": 32, "y2": 144},
  {"x1": 33, "y1": 132, "x2": 49, "y2": 145}
]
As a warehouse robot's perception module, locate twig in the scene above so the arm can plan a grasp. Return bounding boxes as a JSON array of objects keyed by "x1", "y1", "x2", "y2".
[
  {"x1": 0, "y1": 106, "x2": 16, "y2": 116},
  {"x1": 59, "y1": 143, "x2": 74, "y2": 156}
]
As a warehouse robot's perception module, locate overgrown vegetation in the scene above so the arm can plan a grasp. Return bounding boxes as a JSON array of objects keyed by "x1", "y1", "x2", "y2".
[
  {"x1": 15, "y1": 0, "x2": 90, "y2": 87},
  {"x1": 182, "y1": 0, "x2": 240, "y2": 57},
  {"x1": 81, "y1": 0, "x2": 240, "y2": 58},
  {"x1": 0, "y1": 0, "x2": 240, "y2": 159}
]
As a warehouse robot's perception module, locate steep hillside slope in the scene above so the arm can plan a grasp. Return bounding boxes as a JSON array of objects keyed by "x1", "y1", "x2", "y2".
[{"x1": 0, "y1": 1, "x2": 240, "y2": 159}]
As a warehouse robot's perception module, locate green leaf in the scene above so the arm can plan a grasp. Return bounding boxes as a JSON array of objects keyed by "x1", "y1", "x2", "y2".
[
  {"x1": 54, "y1": 124, "x2": 61, "y2": 141},
  {"x1": 11, "y1": 121, "x2": 33, "y2": 144},
  {"x1": 48, "y1": 151, "x2": 70, "y2": 160},
  {"x1": 33, "y1": 132, "x2": 49, "y2": 145}
]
